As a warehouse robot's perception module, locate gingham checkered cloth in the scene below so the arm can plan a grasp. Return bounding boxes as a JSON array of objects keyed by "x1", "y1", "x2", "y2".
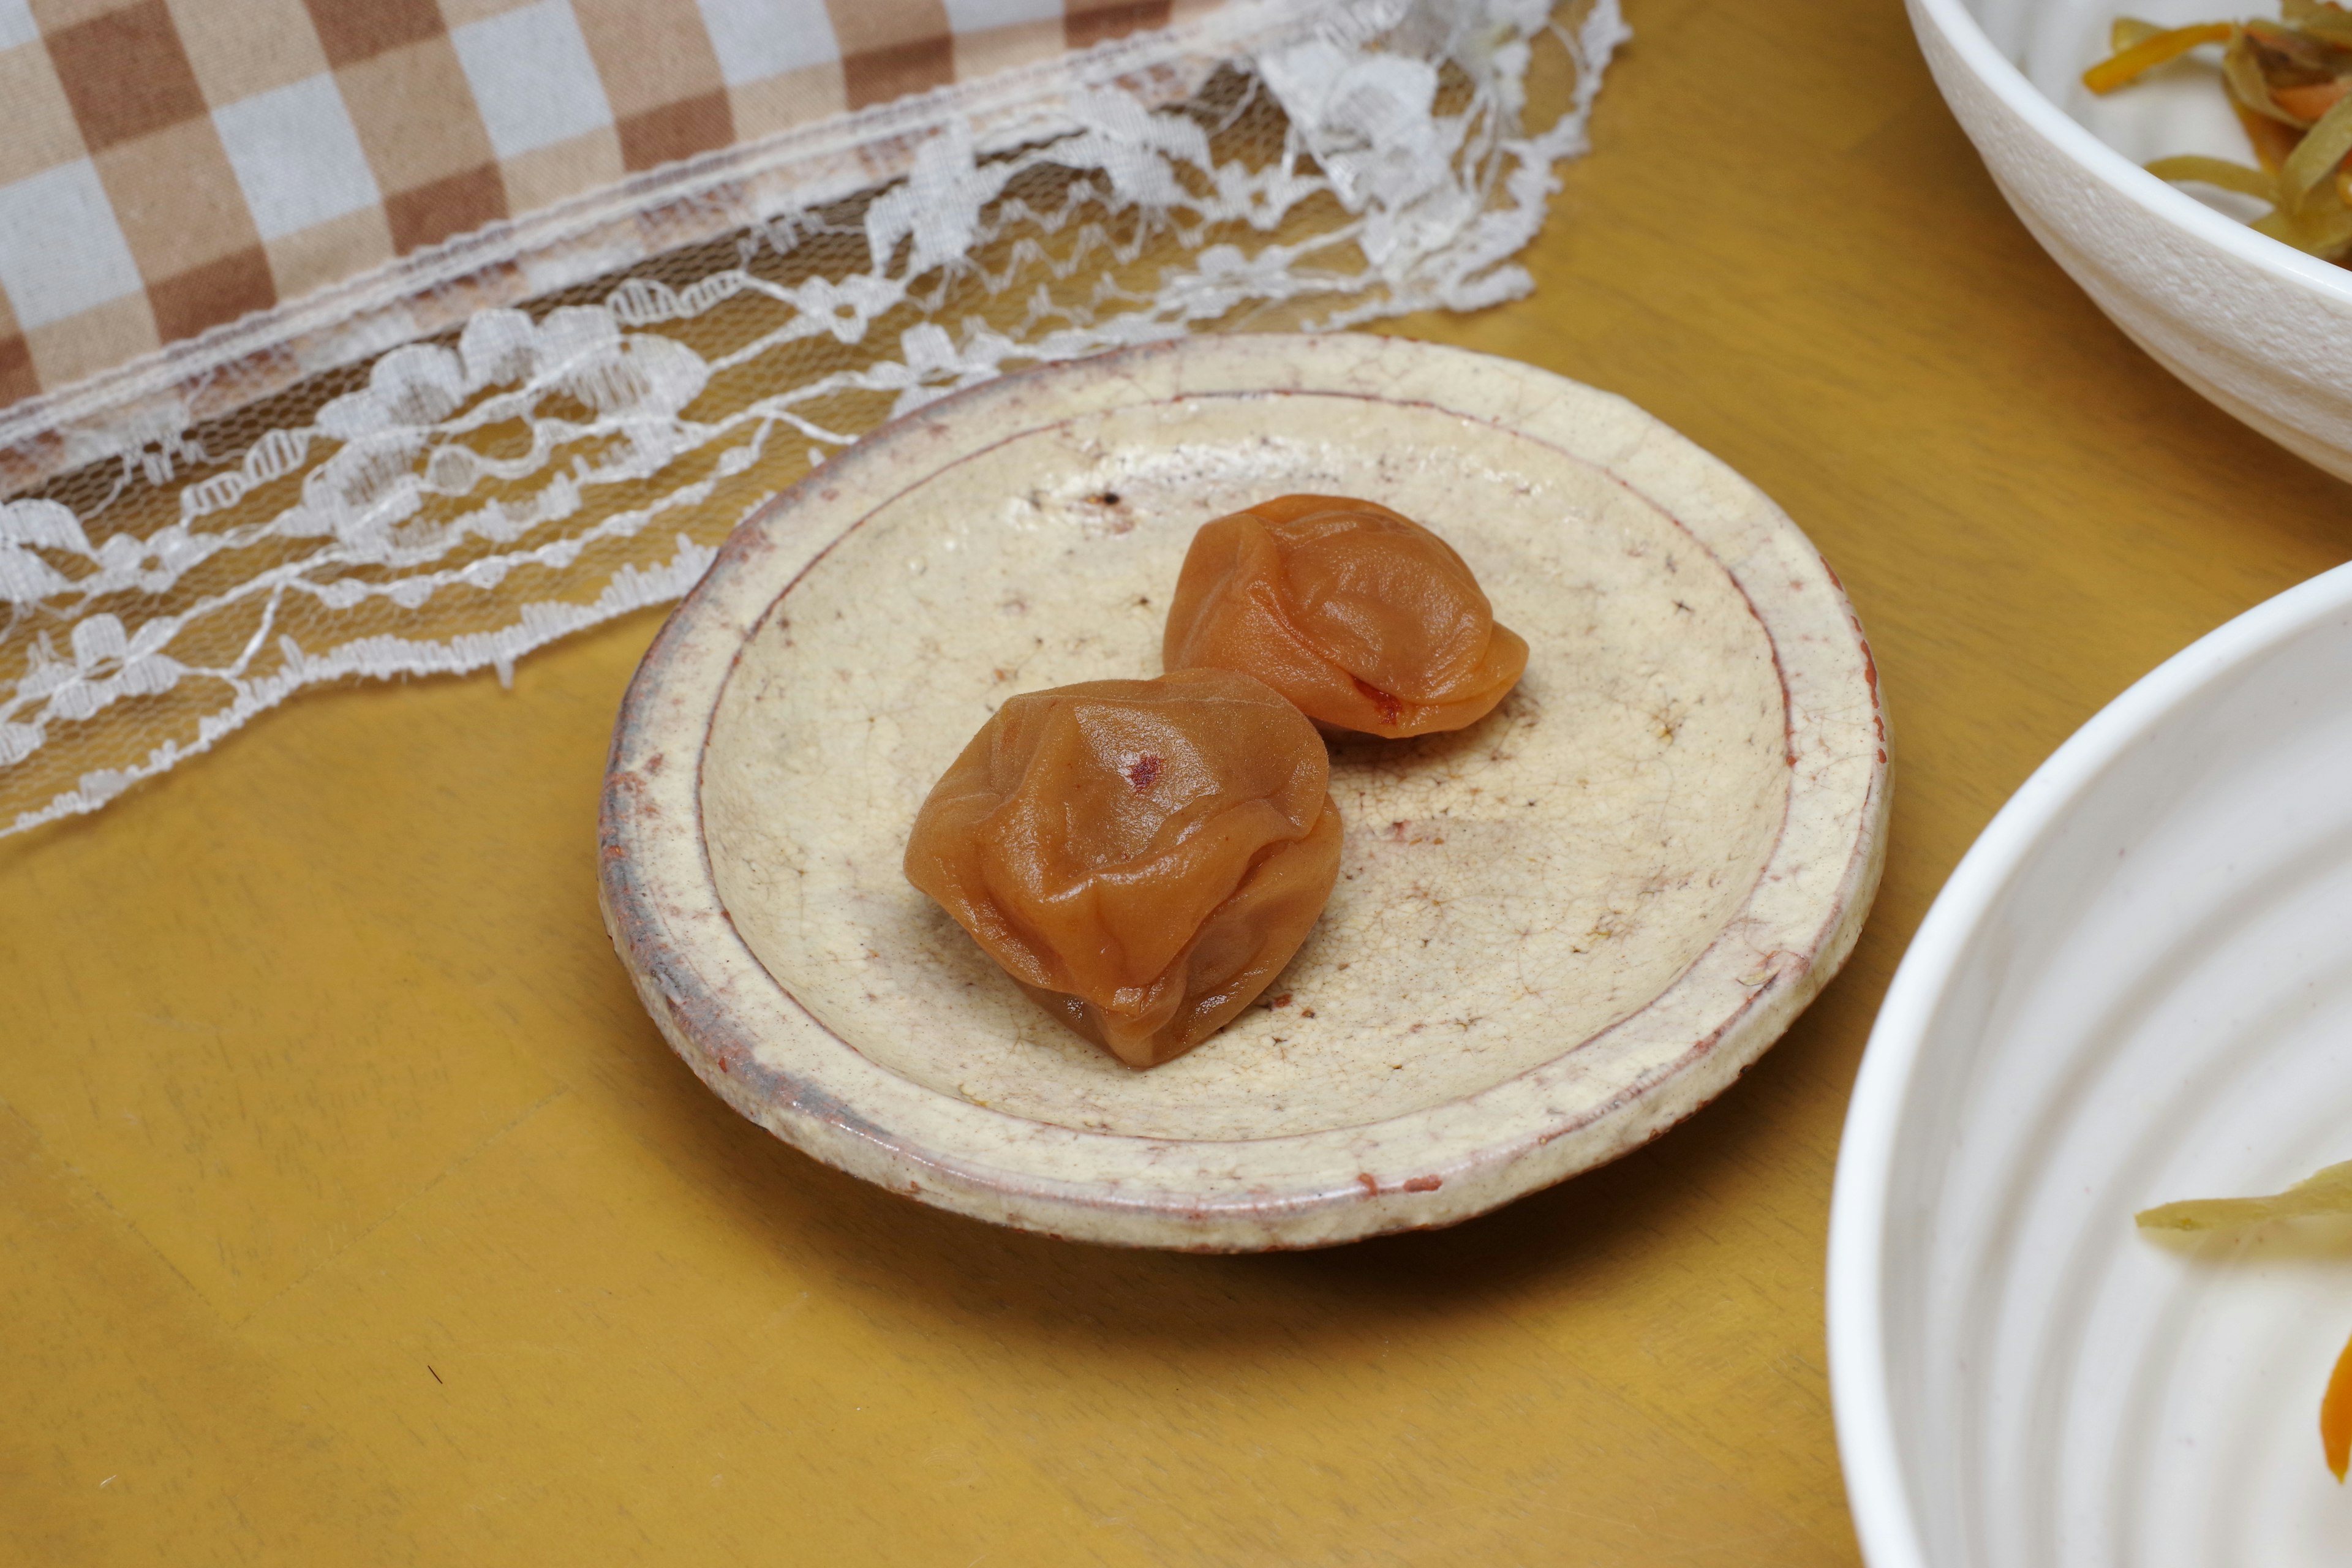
[{"x1": 0, "y1": 0, "x2": 1188, "y2": 412}]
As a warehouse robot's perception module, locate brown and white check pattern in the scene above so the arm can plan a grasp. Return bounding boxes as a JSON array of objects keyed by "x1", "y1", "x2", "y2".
[{"x1": 0, "y1": 0, "x2": 1189, "y2": 410}]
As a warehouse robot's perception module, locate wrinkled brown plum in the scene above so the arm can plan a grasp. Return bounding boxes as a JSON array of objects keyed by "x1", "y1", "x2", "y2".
[
  {"x1": 1162, "y1": 494, "x2": 1528, "y2": 738},
  {"x1": 904, "y1": 667, "x2": 1342, "y2": 1068}
]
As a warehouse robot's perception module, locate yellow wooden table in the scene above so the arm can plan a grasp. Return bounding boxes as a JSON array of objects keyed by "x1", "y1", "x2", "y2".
[{"x1": 7, "y1": 2, "x2": 2347, "y2": 1561}]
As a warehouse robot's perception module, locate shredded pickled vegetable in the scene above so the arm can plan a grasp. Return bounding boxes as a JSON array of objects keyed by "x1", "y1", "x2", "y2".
[
  {"x1": 2328, "y1": 1330, "x2": 2352, "y2": 1482},
  {"x1": 2136, "y1": 1156, "x2": 2352, "y2": 1482},
  {"x1": 2084, "y1": 21, "x2": 2236, "y2": 94},
  {"x1": 2135, "y1": 1156, "x2": 2352, "y2": 1230},
  {"x1": 2086, "y1": 2, "x2": 2352, "y2": 260}
]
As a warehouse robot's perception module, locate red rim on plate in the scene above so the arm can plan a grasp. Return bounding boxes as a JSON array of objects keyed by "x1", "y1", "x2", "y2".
[{"x1": 598, "y1": 333, "x2": 1888, "y2": 1249}]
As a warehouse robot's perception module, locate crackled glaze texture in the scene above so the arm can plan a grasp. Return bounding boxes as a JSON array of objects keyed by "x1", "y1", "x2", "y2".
[
  {"x1": 601, "y1": 334, "x2": 1888, "y2": 1250},
  {"x1": 1912, "y1": 0, "x2": 2352, "y2": 481},
  {"x1": 707, "y1": 396, "x2": 1787, "y2": 1135}
]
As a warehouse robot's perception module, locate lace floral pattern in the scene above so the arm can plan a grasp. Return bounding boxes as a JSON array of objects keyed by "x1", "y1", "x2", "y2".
[{"x1": 0, "y1": 0, "x2": 1624, "y2": 835}]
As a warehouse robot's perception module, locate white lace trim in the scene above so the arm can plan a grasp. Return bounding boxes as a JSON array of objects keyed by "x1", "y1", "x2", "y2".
[{"x1": 0, "y1": 0, "x2": 1624, "y2": 834}]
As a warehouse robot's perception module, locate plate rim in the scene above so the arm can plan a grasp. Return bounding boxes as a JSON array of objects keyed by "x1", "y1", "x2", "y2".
[{"x1": 600, "y1": 331, "x2": 1890, "y2": 1249}]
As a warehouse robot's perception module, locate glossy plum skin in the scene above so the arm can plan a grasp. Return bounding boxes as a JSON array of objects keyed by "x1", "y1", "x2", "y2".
[
  {"x1": 904, "y1": 668, "x2": 1342, "y2": 1068},
  {"x1": 1162, "y1": 495, "x2": 1528, "y2": 738}
]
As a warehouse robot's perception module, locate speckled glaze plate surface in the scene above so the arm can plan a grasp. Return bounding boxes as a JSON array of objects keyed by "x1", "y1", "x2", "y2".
[{"x1": 598, "y1": 334, "x2": 1887, "y2": 1250}]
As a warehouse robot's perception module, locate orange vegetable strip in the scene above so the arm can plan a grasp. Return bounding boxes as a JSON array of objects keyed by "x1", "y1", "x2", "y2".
[
  {"x1": 2274, "y1": 77, "x2": 2352, "y2": 121},
  {"x1": 2226, "y1": 34, "x2": 2313, "y2": 124},
  {"x1": 2245, "y1": 17, "x2": 2313, "y2": 47},
  {"x1": 2324, "y1": 1327, "x2": 2352, "y2": 1482},
  {"x1": 2084, "y1": 21, "x2": 2236, "y2": 94},
  {"x1": 2236, "y1": 102, "x2": 2305, "y2": 173}
]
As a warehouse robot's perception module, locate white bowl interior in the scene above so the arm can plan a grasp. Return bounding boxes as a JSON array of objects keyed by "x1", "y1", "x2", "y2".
[
  {"x1": 1974, "y1": 0, "x2": 2286, "y2": 223},
  {"x1": 697, "y1": 393, "x2": 1790, "y2": 1142},
  {"x1": 1854, "y1": 572, "x2": 2352, "y2": 1566}
]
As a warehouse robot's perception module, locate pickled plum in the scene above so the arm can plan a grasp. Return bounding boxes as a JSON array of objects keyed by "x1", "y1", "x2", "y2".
[
  {"x1": 904, "y1": 668, "x2": 1342, "y2": 1068},
  {"x1": 1162, "y1": 494, "x2": 1527, "y2": 738}
]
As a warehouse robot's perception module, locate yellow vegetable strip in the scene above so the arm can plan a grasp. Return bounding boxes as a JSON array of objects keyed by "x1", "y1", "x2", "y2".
[
  {"x1": 2135, "y1": 1159, "x2": 2352, "y2": 1482},
  {"x1": 2295, "y1": 186, "x2": 2352, "y2": 255},
  {"x1": 2146, "y1": 154, "x2": 2280, "y2": 200},
  {"x1": 2084, "y1": 21, "x2": 2236, "y2": 93},
  {"x1": 2226, "y1": 32, "x2": 2313, "y2": 124},
  {"x1": 2283, "y1": 91, "x2": 2352, "y2": 197},
  {"x1": 2254, "y1": 209, "x2": 2304, "y2": 246},
  {"x1": 2112, "y1": 16, "x2": 2164, "y2": 51},
  {"x1": 2286, "y1": 0, "x2": 2352, "y2": 31},
  {"x1": 2326, "y1": 1329, "x2": 2352, "y2": 1483},
  {"x1": 2293, "y1": 4, "x2": 2352, "y2": 47},
  {"x1": 2246, "y1": 16, "x2": 2352, "y2": 86},
  {"x1": 2136, "y1": 1158, "x2": 2352, "y2": 1231}
]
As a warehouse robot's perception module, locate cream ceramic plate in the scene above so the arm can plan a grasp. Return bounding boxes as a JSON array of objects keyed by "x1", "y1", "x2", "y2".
[{"x1": 598, "y1": 334, "x2": 1887, "y2": 1249}]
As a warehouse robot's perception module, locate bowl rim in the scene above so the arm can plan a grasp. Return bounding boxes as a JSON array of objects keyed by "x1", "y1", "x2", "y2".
[
  {"x1": 1909, "y1": 0, "x2": 2352, "y2": 309},
  {"x1": 600, "y1": 331, "x2": 1890, "y2": 1250},
  {"x1": 1826, "y1": 559, "x2": 2352, "y2": 1567}
]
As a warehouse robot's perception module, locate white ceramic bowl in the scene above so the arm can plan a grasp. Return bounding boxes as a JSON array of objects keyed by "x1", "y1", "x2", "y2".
[
  {"x1": 1831, "y1": 561, "x2": 2352, "y2": 1566},
  {"x1": 1910, "y1": 0, "x2": 2352, "y2": 481},
  {"x1": 600, "y1": 333, "x2": 1888, "y2": 1250}
]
